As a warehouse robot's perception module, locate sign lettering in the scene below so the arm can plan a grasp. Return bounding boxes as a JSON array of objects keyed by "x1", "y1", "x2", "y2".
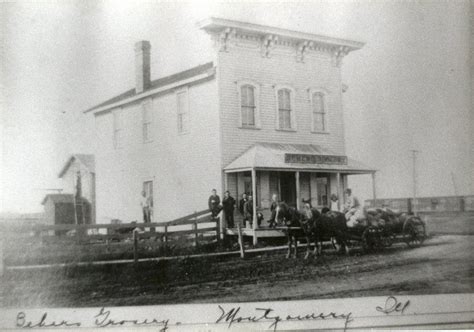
[{"x1": 284, "y1": 154, "x2": 348, "y2": 165}]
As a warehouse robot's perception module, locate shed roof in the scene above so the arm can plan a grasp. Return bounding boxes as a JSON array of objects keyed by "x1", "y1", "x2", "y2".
[
  {"x1": 41, "y1": 194, "x2": 74, "y2": 205},
  {"x1": 84, "y1": 62, "x2": 214, "y2": 113},
  {"x1": 224, "y1": 142, "x2": 376, "y2": 174},
  {"x1": 58, "y1": 154, "x2": 95, "y2": 178}
]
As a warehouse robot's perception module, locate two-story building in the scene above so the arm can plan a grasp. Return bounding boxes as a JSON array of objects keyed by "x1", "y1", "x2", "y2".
[{"x1": 85, "y1": 18, "x2": 376, "y2": 243}]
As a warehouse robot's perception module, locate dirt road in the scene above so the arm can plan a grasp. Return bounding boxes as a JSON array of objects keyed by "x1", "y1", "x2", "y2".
[{"x1": 1, "y1": 234, "x2": 472, "y2": 307}]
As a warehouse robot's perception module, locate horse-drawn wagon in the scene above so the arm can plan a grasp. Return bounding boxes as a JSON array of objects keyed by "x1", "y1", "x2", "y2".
[
  {"x1": 343, "y1": 208, "x2": 426, "y2": 252},
  {"x1": 274, "y1": 203, "x2": 427, "y2": 259}
]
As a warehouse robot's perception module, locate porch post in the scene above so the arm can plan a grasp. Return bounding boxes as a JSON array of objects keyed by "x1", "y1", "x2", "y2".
[
  {"x1": 222, "y1": 172, "x2": 229, "y2": 231},
  {"x1": 251, "y1": 168, "x2": 257, "y2": 245},
  {"x1": 371, "y1": 172, "x2": 377, "y2": 205},
  {"x1": 295, "y1": 171, "x2": 300, "y2": 210},
  {"x1": 336, "y1": 172, "x2": 341, "y2": 211}
]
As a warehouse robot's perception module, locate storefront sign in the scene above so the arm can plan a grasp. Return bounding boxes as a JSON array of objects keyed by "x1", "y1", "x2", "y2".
[{"x1": 284, "y1": 153, "x2": 348, "y2": 165}]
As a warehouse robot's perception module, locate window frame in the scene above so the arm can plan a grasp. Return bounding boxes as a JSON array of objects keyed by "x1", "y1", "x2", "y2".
[
  {"x1": 237, "y1": 80, "x2": 261, "y2": 129},
  {"x1": 176, "y1": 87, "x2": 189, "y2": 135},
  {"x1": 112, "y1": 108, "x2": 123, "y2": 149},
  {"x1": 274, "y1": 85, "x2": 297, "y2": 131},
  {"x1": 142, "y1": 98, "x2": 153, "y2": 143},
  {"x1": 309, "y1": 88, "x2": 330, "y2": 134}
]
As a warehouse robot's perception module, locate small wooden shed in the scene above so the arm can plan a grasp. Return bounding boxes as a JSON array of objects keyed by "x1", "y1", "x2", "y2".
[{"x1": 41, "y1": 194, "x2": 91, "y2": 226}]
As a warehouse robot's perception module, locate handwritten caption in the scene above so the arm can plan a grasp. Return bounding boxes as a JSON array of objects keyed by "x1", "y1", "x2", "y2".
[{"x1": 15, "y1": 296, "x2": 410, "y2": 331}]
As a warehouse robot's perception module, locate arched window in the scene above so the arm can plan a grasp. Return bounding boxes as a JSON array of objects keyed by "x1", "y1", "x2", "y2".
[
  {"x1": 277, "y1": 88, "x2": 294, "y2": 130},
  {"x1": 240, "y1": 84, "x2": 256, "y2": 127},
  {"x1": 312, "y1": 92, "x2": 326, "y2": 132}
]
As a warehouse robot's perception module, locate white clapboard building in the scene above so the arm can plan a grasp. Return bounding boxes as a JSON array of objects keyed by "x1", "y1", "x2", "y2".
[{"x1": 85, "y1": 18, "x2": 376, "y2": 242}]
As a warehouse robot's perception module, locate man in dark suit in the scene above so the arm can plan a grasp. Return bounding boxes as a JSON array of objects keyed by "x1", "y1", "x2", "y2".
[
  {"x1": 208, "y1": 189, "x2": 222, "y2": 218},
  {"x1": 244, "y1": 194, "x2": 254, "y2": 228},
  {"x1": 239, "y1": 193, "x2": 248, "y2": 217},
  {"x1": 222, "y1": 190, "x2": 236, "y2": 228}
]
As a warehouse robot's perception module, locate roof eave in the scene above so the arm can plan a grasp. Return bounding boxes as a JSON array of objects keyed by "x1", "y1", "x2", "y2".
[
  {"x1": 84, "y1": 67, "x2": 216, "y2": 115},
  {"x1": 198, "y1": 17, "x2": 365, "y2": 52}
]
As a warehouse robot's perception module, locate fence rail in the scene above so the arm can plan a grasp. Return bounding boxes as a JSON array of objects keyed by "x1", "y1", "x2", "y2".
[
  {"x1": 365, "y1": 195, "x2": 474, "y2": 213},
  {"x1": 0, "y1": 209, "x2": 220, "y2": 274}
]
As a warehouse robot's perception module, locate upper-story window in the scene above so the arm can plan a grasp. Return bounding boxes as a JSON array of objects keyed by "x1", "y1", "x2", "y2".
[
  {"x1": 142, "y1": 99, "x2": 153, "y2": 143},
  {"x1": 113, "y1": 108, "x2": 123, "y2": 149},
  {"x1": 241, "y1": 85, "x2": 256, "y2": 126},
  {"x1": 176, "y1": 89, "x2": 188, "y2": 134},
  {"x1": 310, "y1": 90, "x2": 328, "y2": 133},
  {"x1": 237, "y1": 81, "x2": 260, "y2": 129},
  {"x1": 276, "y1": 86, "x2": 296, "y2": 130}
]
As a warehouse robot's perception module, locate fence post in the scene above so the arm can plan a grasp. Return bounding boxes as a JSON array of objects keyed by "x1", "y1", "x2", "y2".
[
  {"x1": 133, "y1": 229, "x2": 139, "y2": 264},
  {"x1": 164, "y1": 225, "x2": 168, "y2": 254},
  {"x1": 237, "y1": 223, "x2": 245, "y2": 259},
  {"x1": 215, "y1": 216, "x2": 221, "y2": 244},
  {"x1": 460, "y1": 196, "x2": 465, "y2": 212},
  {"x1": 193, "y1": 212, "x2": 198, "y2": 247}
]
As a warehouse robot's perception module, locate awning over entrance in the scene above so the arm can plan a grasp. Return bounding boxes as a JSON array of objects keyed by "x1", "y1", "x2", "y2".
[{"x1": 224, "y1": 142, "x2": 376, "y2": 174}]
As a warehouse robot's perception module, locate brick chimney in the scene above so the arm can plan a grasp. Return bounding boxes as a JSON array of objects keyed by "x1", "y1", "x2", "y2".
[{"x1": 134, "y1": 41, "x2": 151, "y2": 94}]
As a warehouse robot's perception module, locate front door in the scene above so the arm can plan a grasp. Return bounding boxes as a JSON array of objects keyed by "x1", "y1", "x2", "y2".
[{"x1": 280, "y1": 172, "x2": 296, "y2": 207}]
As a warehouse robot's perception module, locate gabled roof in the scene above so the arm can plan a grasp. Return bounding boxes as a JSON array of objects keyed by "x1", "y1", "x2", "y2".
[
  {"x1": 84, "y1": 62, "x2": 214, "y2": 113},
  {"x1": 41, "y1": 194, "x2": 74, "y2": 205},
  {"x1": 224, "y1": 142, "x2": 375, "y2": 174},
  {"x1": 58, "y1": 154, "x2": 95, "y2": 178}
]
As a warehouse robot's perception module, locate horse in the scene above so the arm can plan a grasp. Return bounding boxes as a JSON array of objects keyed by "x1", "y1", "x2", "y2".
[
  {"x1": 275, "y1": 202, "x2": 349, "y2": 259},
  {"x1": 274, "y1": 202, "x2": 318, "y2": 259},
  {"x1": 310, "y1": 207, "x2": 350, "y2": 256}
]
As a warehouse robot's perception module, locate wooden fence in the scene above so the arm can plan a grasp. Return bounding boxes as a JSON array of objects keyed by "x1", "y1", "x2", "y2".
[
  {"x1": 0, "y1": 209, "x2": 219, "y2": 274},
  {"x1": 365, "y1": 195, "x2": 474, "y2": 214}
]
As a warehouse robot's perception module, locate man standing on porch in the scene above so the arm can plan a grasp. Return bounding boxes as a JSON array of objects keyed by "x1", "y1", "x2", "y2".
[
  {"x1": 239, "y1": 193, "x2": 248, "y2": 217},
  {"x1": 222, "y1": 191, "x2": 236, "y2": 228},
  {"x1": 268, "y1": 193, "x2": 279, "y2": 228},
  {"x1": 244, "y1": 194, "x2": 254, "y2": 228}
]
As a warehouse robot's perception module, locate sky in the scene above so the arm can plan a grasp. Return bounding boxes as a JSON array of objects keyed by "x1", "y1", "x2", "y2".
[{"x1": 1, "y1": 0, "x2": 473, "y2": 214}]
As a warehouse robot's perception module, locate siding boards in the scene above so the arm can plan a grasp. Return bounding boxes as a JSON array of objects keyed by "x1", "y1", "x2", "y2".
[{"x1": 218, "y1": 46, "x2": 346, "y2": 168}]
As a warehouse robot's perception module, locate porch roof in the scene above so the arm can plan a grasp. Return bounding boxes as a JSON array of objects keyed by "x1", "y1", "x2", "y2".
[{"x1": 223, "y1": 142, "x2": 376, "y2": 174}]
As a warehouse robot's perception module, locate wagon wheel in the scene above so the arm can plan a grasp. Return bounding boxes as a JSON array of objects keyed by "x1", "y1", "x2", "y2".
[
  {"x1": 381, "y1": 234, "x2": 394, "y2": 247},
  {"x1": 362, "y1": 228, "x2": 376, "y2": 253},
  {"x1": 403, "y1": 218, "x2": 426, "y2": 248}
]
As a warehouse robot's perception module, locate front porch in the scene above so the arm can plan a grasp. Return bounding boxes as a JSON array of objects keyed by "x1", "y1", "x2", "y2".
[{"x1": 222, "y1": 143, "x2": 377, "y2": 245}]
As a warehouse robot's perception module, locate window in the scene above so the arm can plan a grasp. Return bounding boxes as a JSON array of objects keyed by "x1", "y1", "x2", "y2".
[
  {"x1": 312, "y1": 92, "x2": 327, "y2": 132},
  {"x1": 142, "y1": 99, "x2": 152, "y2": 142},
  {"x1": 237, "y1": 81, "x2": 260, "y2": 128},
  {"x1": 240, "y1": 85, "x2": 256, "y2": 126},
  {"x1": 113, "y1": 109, "x2": 123, "y2": 149},
  {"x1": 316, "y1": 176, "x2": 329, "y2": 206},
  {"x1": 177, "y1": 90, "x2": 188, "y2": 134},
  {"x1": 275, "y1": 86, "x2": 296, "y2": 130}
]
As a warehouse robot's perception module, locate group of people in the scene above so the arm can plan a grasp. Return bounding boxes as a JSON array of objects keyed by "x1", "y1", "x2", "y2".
[
  {"x1": 206, "y1": 187, "x2": 361, "y2": 229},
  {"x1": 140, "y1": 186, "x2": 361, "y2": 229},
  {"x1": 208, "y1": 189, "x2": 263, "y2": 228}
]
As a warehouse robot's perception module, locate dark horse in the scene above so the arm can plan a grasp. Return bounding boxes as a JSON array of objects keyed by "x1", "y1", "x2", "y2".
[{"x1": 275, "y1": 202, "x2": 349, "y2": 259}]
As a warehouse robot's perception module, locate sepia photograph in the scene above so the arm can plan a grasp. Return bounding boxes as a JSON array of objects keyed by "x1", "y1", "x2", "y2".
[{"x1": 0, "y1": 0, "x2": 473, "y2": 330}]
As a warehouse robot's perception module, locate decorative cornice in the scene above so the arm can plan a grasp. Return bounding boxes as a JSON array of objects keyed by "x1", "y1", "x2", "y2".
[
  {"x1": 198, "y1": 17, "x2": 364, "y2": 65},
  {"x1": 261, "y1": 34, "x2": 278, "y2": 58},
  {"x1": 296, "y1": 40, "x2": 314, "y2": 63},
  {"x1": 218, "y1": 27, "x2": 236, "y2": 52},
  {"x1": 331, "y1": 46, "x2": 351, "y2": 68}
]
